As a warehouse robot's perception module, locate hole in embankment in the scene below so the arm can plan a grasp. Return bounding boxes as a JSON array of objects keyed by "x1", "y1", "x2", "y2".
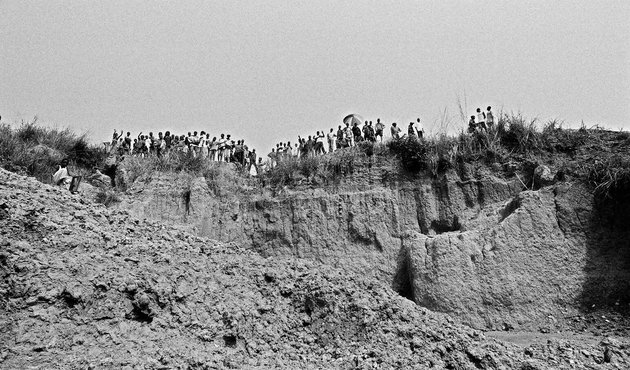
[
  {"x1": 430, "y1": 215, "x2": 461, "y2": 234},
  {"x1": 181, "y1": 189, "x2": 191, "y2": 215},
  {"x1": 392, "y1": 247, "x2": 415, "y2": 302},
  {"x1": 223, "y1": 334, "x2": 237, "y2": 348},
  {"x1": 60, "y1": 289, "x2": 81, "y2": 308}
]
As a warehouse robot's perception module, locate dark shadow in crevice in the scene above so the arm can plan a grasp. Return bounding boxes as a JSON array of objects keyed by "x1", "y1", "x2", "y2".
[
  {"x1": 554, "y1": 184, "x2": 630, "y2": 315},
  {"x1": 223, "y1": 334, "x2": 237, "y2": 348},
  {"x1": 498, "y1": 196, "x2": 520, "y2": 223},
  {"x1": 392, "y1": 245, "x2": 415, "y2": 302},
  {"x1": 431, "y1": 215, "x2": 461, "y2": 234}
]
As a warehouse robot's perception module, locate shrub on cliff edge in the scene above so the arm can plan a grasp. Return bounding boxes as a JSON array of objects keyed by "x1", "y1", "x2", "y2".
[{"x1": 0, "y1": 118, "x2": 106, "y2": 183}]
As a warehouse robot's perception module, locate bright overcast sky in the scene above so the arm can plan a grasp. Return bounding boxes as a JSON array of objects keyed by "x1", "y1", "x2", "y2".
[{"x1": 1, "y1": 1, "x2": 628, "y2": 152}]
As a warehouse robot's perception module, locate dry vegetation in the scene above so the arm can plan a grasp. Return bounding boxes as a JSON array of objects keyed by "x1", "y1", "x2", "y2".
[
  {"x1": 262, "y1": 112, "x2": 630, "y2": 208},
  {"x1": 120, "y1": 152, "x2": 258, "y2": 197},
  {"x1": 0, "y1": 117, "x2": 106, "y2": 183},
  {"x1": 1, "y1": 114, "x2": 628, "y2": 207}
]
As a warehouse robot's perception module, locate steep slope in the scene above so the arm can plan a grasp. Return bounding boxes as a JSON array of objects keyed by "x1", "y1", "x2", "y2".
[
  {"x1": 7, "y1": 168, "x2": 625, "y2": 369},
  {"x1": 124, "y1": 168, "x2": 521, "y2": 281},
  {"x1": 400, "y1": 184, "x2": 630, "y2": 329},
  {"x1": 122, "y1": 158, "x2": 630, "y2": 331}
]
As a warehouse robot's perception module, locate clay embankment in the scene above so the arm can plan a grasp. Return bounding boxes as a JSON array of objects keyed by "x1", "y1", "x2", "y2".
[
  {"x1": 123, "y1": 161, "x2": 630, "y2": 330},
  {"x1": 7, "y1": 168, "x2": 624, "y2": 369}
]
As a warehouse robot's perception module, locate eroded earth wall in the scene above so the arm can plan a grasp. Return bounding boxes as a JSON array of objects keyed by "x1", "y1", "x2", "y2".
[{"x1": 125, "y1": 169, "x2": 630, "y2": 329}]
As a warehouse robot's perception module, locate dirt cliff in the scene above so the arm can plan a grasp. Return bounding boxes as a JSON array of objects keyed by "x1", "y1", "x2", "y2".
[
  {"x1": 122, "y1": 155, "x2": 630, "y2": 332},
  {"x1": 401, "y1": 184, "x2": 630, "y2": 329},
  {"x1": 7, "y1": 168, "x2": 629, "y2": 369}
]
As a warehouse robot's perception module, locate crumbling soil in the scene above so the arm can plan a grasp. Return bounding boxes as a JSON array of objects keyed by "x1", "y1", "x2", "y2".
[{"x1": 2, "y1": 168, "x2": 630, "y2": 369}]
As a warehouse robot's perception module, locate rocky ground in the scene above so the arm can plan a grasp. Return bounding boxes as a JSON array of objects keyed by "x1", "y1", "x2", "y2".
[{"x1": 2, "y1": 167, "x2": 630, "y2": 369}]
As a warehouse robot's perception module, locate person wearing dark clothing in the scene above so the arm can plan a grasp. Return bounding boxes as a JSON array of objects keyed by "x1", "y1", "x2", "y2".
[
  {"x1": 336, "y1": 125, "x2": 345, "y2": 148},
  {"x1": 248, "y1": 149, "x2": 258, "y2": 174},
  {"x1": 468, "y1": 116, "x2": 477, "y2": 133},
  {"x1": 314, "y1": 131, "x2": 326, "y2": 155},
  {"x1": 164, "y1": 131, "x2": 173, "y2": 151},
  {"x1": 416, "y1": 118, "x2": 424, "y2": 139},
  {"x1": 352, "y1": 123, "x2": 362, "y2": 143},
  {"x1": 122, "y1": 132, "x2": 132, "y2": 154}
]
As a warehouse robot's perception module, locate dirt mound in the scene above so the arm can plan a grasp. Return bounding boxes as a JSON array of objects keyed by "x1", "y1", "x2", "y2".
[{"x1": 3, "y1": 169, "x2": 629, "y2": 368}]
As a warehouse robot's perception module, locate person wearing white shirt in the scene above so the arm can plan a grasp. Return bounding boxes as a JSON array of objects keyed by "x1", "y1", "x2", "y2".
[
  {"x1": 327, "y1": 128, "x2": 337, "y2": 152},
  {"x1": 198, "y1": 132, "x2": 209, "y2": 158},
  {"x1": 476, "y1": 108, "x2": 487, "y2": 130},
  {"x1": 209, "y1": 137, "x2": 219, "y2": 161},
  {"x1": 217, "y1": 134, "x2": 227, "y2": 162}
]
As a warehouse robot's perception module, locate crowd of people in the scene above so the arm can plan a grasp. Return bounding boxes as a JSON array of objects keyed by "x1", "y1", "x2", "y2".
[
  {"x1": 108, "y1": 130, "x2": 262, "y2": 173},
  {"x1": 103, "y1": 109, "x2": 495, "y2": 176},
  {"x1": 266, "y1": 117, "x2": 426, "y2": 168},
  {"x1": 468, "y1": 106, "x2": 495, "y2": 133}
]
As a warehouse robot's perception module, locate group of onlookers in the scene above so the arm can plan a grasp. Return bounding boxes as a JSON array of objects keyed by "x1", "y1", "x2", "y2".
[
  {"x1": 109, "y1": 130, "x2": 262, "y2": 173},
  {"x1": 266, "y1": 117, "x2": 426, "y2": 168},
  {"x1": 468, "y1": 106, "x2": 495, "y2": 133},
  {"x1": 105, "y1": 109, "x2": 494, "y2": 174}
]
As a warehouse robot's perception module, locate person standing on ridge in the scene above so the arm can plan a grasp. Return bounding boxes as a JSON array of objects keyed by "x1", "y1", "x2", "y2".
[
  {"x1": 314, "y1": 131, "x2": 326, "y2": 155},
  {"x1": 391, "y1": 122, "x2": 401, "y2": 139},
  {"x1": 468, "y1": 116, "x2": 477, "y2": 133},
  {"x1": 145, "y1": 134, "x2": 153, "y2": 156},
  {"x1": 343, "y1": 122, "x2": 354, "y2": 147},
  {"x1": 111, "y1": 129, "x2": 123, "y2": 146},
  {"x1": 209, "y1": 137, "x2": 218, "y2": 161},
  {"x1": 248, "y1": 149, "x2": 257, "y2": 174},
  {"x1": 416, "y1": 118, "x2": 424, "y2": 139},
  {"x1": 362, "y1": 122, "x2": 370, "y2": 141},
  {"x1": 164, "y1": 131, "x2": 173, "y2": 153},
  {"x1": 327, "y1": 128, "x2": 337, "y2": 152},
  {"x1": 217, "y1": 134, "x2": 227, "y2": 161},
  {"x1": 476, "y1": 108, "x2": 486, "y2": 131},
  {"x1": 367, "y1": 121, "x2": 376, "y2": 142},
  {"x1": 486, "y1": 106, "x2": 494, "y2": 128},
  {"x1": 336, "y1": 125, "x2": 345, "y2": 148},
  {"x1": 352, "y1": 122, "x2": 362, "y2": 144},
  {"x1": 408, "y1": 122, "x2": 418, "y2": 138},
  {"x1": 375, "y1": 119, "x2": 385, "y2": 142},
  {"x1": 268, "y1": 148, "x2": 277, "y2": 168}
]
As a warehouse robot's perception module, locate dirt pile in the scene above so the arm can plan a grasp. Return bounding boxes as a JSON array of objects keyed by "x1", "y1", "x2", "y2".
[{"x1": 6, "y1": 168, "x2": 620, "y2": 369}]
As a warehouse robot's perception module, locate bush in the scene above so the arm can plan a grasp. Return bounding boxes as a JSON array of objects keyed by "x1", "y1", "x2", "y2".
[
  {"x1": 588, "y1": 154, "x2": 630, "y2": 201},
  {"x1": 496, "y1": 113, "x2": 541, "y2": 153},
  {"x1": 0, "y1": 119, "x2": 107, "y2": 183},
  {"x1": 387, "y1": 137, "x2": 428, "y2": 173},
  {"x1": 262, "y1": 146, "x2": 369, "y2": 187}
]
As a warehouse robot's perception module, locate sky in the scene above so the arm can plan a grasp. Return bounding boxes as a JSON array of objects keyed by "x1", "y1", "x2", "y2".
[{"x1": 1, "y1": 1, "x2": 629, "y2": 152}]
